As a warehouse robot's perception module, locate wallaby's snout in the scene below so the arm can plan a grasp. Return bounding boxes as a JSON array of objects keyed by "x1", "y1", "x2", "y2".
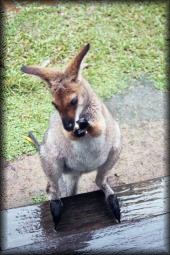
[{"x1": 62, "y1": 118, "x2": 75, "y2": 131}]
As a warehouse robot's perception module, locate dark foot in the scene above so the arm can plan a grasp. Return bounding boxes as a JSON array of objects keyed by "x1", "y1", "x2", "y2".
[
  {"x1": 107, "y1": 194, "x2": 121, "y2": 223},
  {"x1": 50, "y1": 199, "x2": 63, "y2": 228}
]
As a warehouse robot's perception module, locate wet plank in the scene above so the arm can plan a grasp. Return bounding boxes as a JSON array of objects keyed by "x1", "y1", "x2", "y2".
[{"x1": 1, "y1": 176, "x2": 169, "y2": 254}]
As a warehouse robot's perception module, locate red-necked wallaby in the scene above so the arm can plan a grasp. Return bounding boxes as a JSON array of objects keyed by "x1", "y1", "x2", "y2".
[{"x1": 21, "y1": 43, "x2": 122, "y2": 228}]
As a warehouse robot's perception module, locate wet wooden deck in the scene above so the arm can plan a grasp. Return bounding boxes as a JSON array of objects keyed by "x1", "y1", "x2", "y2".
[{"x1": 1, "y1": 176, "x2": 169, "y2": 254}]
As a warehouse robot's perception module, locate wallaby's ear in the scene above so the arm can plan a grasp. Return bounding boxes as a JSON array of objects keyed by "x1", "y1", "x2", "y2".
[
  {"x1": 21, "y1": 65, "x2": 57, "y2": 85},
  {"x1": 65, "y1": 43, "x2": 90, "y2": 80}
]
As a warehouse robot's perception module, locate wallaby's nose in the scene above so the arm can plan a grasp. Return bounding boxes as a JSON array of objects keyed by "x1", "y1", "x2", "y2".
[{"x1": 62, "y1": 118, "x2": 75, "y2": 131}]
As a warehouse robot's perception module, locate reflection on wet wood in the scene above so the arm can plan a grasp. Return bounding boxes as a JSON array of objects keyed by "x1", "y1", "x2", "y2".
[{"x1": 1, "y1": 176, "x2": 169, "y2": 254}]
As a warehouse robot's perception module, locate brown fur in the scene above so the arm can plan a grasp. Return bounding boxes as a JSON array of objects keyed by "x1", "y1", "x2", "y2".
[
  {"x1": 65, "y1": 43, "x2": 90, "y2": 79},
  {"x1": 52, "y1": 84, "x2": 81, "y2": 121},
  {"x1": 88, "y1": 122, "x2": 103, "y2": 137}
]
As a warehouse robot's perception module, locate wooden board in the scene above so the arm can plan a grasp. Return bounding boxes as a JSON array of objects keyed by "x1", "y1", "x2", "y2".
[{"x1": 1, "y1": 176, "x2": 169, "y2": 254}]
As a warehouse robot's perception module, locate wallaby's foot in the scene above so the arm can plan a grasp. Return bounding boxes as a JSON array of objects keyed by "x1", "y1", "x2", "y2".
[
  {"x1": 50, "y1": 199, "x2": 63, "y2": 228},
  {"x1": 107, "y1": 194, "x2": 121, "y2": 223}
]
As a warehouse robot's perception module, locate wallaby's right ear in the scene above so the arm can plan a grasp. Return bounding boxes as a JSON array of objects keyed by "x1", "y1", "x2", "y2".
[
  {"x1": 21, "y1": 65, "x2": 57, "y2": 85},
  {"x1": 65, "y1": 43, "x2": 90, "y2": 80}
]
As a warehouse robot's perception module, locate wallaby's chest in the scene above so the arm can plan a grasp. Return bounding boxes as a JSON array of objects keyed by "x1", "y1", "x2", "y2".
[{"x1": 65, "y1": 133, "x2": 110, "y2": 172}]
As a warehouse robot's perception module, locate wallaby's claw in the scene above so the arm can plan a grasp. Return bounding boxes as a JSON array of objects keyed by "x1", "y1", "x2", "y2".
[
  {"x1": 77, "y1": 117, "x2": 89, "y2": 129},
  {"x1": 74, "y1": 128, "x2": 87, "y2": 137},
  {"x1": 107, "y1": 194, "x2": 121, "y2": 223},
  {"x1": 50, "y1": 199, "x2": 63, "y2": 228}
]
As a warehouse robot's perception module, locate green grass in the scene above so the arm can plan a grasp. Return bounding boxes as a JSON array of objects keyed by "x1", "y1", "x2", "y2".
[
  {"x1": 31, "y1": 193, "x2": 47, "y2": 204},
  {"x1": 4, "y1": 2, "x2": 167, "y2": 160}
]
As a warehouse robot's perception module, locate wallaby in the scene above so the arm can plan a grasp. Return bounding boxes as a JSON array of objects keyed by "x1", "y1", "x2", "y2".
[{"x1": 21, "y1": 43, "x2": 122, "y2": 228}]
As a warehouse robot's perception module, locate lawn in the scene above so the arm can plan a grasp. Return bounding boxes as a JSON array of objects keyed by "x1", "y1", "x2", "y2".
[{"x1": 4, "y1": 1, "x2": 167, "y2": 160}]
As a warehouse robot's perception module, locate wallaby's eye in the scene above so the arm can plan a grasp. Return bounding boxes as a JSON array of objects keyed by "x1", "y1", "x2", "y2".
[
  {"x1": 70, "y1": 96, "x2": 78, "y2": 106},
  {"x1": 52, "y1": 101, "x2": 58, "y2": 110}
]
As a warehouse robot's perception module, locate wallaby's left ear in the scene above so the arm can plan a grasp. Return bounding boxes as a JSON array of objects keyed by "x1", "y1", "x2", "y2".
[
  {"x1": 65, "y1": 43, "x2": 90, "y2": 80},
  {"x1": 21, "y1": 65, "x2": 58, "y2": 86}
]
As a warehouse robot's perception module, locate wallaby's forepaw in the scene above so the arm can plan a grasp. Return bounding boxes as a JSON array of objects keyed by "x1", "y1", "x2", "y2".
[
  {"x1": 50, "y1": 199, "x2": 63, "y2": 229},
  {"x1": 73, "y1": 117, "x2": 89, "y2": 137},
  {"x1": 77, "y1": 117, "x2": 90, "y2": 129},
  {"x1": 73, "y1": 128, "x2": 87, "y2": 137},
  {"x1": 107, "y1": 194, "x2": 121, "y2": 223}
]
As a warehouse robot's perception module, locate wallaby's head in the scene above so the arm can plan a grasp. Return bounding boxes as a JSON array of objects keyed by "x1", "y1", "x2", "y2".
[{"x1": 21, "y1": 44, "x2": 90, "y2": 132}]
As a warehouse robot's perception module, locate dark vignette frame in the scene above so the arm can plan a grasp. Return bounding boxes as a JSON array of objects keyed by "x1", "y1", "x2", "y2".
[
  {"x1": 0, "y1": 0, "x2": 5, "y2": 252},
  {"x1": 0, "y1": 0, "x2": 169, "y2": 254}
]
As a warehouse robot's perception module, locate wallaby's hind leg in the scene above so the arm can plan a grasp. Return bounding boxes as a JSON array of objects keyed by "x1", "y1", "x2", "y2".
[
  {"x1": 46, "y1": 172, "x2": 80, "y2": 228},
  {"x1": 40, "y1": 155, "x2": 64, "y2": 228},
  {"x1": 62, "y1": 172, "x2": 81, "y2": 196},
  {"x1": 46, "y1": 181, "x2": 63, "y2": 227},
  {"x1": 95, "y1": 147, "x2": 121, "y2": 223}
]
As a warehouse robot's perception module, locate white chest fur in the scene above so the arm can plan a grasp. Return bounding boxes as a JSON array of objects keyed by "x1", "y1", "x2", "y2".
[{"x1": 65, "y1": 133, "x2": 111, "y2": 172}]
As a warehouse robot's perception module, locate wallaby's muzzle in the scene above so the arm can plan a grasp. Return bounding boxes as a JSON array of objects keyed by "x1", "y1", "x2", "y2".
[{"x1": 62, "y1": 118, "x2": 75, "y2": 132}]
